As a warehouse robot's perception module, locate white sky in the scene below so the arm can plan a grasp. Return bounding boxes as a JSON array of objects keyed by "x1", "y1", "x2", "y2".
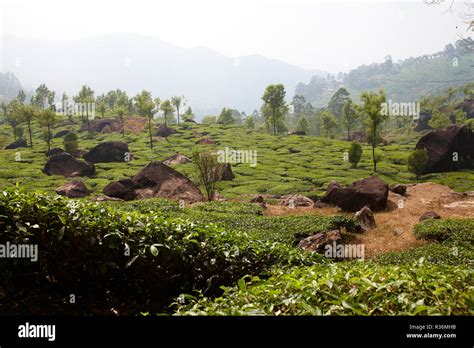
[{"x1": 0, "y1": 0, "x2": 472, "y2": 73}]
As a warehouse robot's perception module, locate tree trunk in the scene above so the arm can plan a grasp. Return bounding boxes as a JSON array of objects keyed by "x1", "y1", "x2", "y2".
[
  {"x1": 121, "y1": 117, "x2": 125, "y2": 137},
  {"x1": 176, "y1": 107, "x2": 180, "y2": 125},
  {"x1": 272, "y1": 108, "x2": 276, "y2": 135},
  {"x1": 149, "y1": 116, "x2": 153, "y2": 149},
  {"x1": 27, "y1": 120, "x2": 33, "y2": 148},
  {"x1": 372, "y1": 122, "x2": 377, "y2": 173},
  {"x1": 47, "y1": 123, "x2": 51, "y2": 153},
  {"x1": 86, "y1": 110, "x2": 91, "y2": 134}
]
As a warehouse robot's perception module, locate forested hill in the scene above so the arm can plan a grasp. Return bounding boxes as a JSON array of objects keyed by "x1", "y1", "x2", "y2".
[
  {"x1": 0, "y1": 72, "x2": 22, "y2": 102},
  {"x1": 296, "y1": 39, "x2": 474, "y2": 107}
]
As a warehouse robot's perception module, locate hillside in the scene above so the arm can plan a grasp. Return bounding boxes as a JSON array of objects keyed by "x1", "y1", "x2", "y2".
[
  {"x1": 1, "y1": 118, "x2": 473, "y2": 196},
  {"x1": 1, "y1": 34, "x2": 325, "y2": 116},
  {"x1": 296, "y1": 39, "x2": 474, "y2": 107},
  {"x1": 0, "y1": 114, "x2": 473, "y2": 316}
]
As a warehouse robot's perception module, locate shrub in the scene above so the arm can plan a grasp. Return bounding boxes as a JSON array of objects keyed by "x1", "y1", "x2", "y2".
[
  {"x1": 0, "y1": 188, "x2": 324, "y2": 313},
  {"x1": 348, "y1": 142, "x2": 362, "y2": 168},
  {"x1": 408, "y1": 148, "x2": 429, "y2": 179},
  {"x1": 194, "y1": 201, "x2": 264, "y2": 216},
  {"x1": 13, "y1": 126, "x2": 24, "y2": 140},
  {"x1": 174, "y1": 261, "x2": 473, "y2": 315},
  {"x1": 375, "y1": 243, "x2": 474, "y2": 266},
  {"x1": 192, "y1": 150, "x2": 222, "y2": 201},
  {"x1": 413, "y1": 218, "x2": 474, "y2": 244},
  {"x1": 63, "y1": 132, "x2": 79, "y2": 155}
]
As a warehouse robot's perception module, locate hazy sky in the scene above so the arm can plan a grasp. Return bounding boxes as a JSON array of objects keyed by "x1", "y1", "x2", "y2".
[{"x1": 0, "y1": 0, "x2": 472, "y2": 73}]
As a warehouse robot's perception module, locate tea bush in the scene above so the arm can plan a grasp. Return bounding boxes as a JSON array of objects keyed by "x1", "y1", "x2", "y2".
[
  {"x1": 0, "y1": 188, "x2": 326, "y2": 312},
  {"x1": 413, "y1": 218, "x2": 474, "y2": 243},
  {"x1": 174, "y1": 261, "x2": 473, "y2": 315}
]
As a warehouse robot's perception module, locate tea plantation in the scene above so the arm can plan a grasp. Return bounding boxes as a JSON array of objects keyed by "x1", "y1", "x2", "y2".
[{"x1": 0, "y1": 118, "x2": 473, "y2": 315}]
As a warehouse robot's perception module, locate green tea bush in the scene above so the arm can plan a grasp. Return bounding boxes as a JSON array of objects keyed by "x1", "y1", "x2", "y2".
[
  {"x1": 375, "y1": 243, "x2": 474, "y2": 266},
  {"x1": 174, "y1": 262, "x2": 473, "y2": 315},
  {"x1": 0, "y1": 188, "x2": 326, "y2": 312},
  {"x1": 193, "y1": 201, "x2": 264, "y2": 216},
  {"x1": 413, "y1": 218, "x2": 474, "y2": 243}
]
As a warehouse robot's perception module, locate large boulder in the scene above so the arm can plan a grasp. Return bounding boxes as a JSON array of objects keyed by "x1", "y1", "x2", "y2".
[
  {"x1": 4, "y1": 139, "x2": 27, "y2": 150},
  {"x1": 297, "y1": 230, "x2": 342, "y2": 252},
  {"x1": 83, "y1": 141, "x2": 131, "y2": 163},
  {"x1": 415, "y1": 125, "x2": 474, "y2": 173},
  {"x1": 45, "y1": 147, "x2": 66, "y2": 157},
  {"x1": 280, "y1": 194, "x2": 314, "y2": 208},
  {"x1": 163, "y1": 153, "x2": 191, "y2": 165},
  {"x1": 390, "y1": 184, "x2": 407, "y2": 196},
  {"x1": 217, "y1": 163, "x2": 235, "y2": 181},
  {"x1": 53, "y1": 130, "x2": 71, "y2": 138},
  {"x1": 56, "y1": 180, "x2": 90, "y2": 198},
  {"x1": 419, "y1": 211, "x2": 441, "y2": 222},
  {"x1": 321, "y1": 177, "x2": 389, "y2": 212},
  {"x1": 103, "y1": 179, "x2": 136, "y2": 201},
  {"x1": 155, "y1": 124, "x2": 178, "y2": 137},
  {"x1": 354, "y1": 206, "x2": 377, "y2": 231},
  {"x1": 80, "y1": 119, "x2": 121, "y2": 133},
  {"x1": 103, "y1": 161, "x2": 204, "y2": 202},
  {"x1": 44, "y1": 153, "x2": 95, "y2": 177}
]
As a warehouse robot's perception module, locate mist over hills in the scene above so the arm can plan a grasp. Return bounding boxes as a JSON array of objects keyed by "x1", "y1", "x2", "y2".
[{"x1": 1, "y1": 33, "x2": 325, "y2": 115}]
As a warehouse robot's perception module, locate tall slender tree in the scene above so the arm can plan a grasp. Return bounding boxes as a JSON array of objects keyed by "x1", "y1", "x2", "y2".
[
  {"x1": 359, "y1": 90, "x2": 387, "y2": 173},
  {"x1": 341, "y1": 99, "x2": 359, "y2": 140},
  {"x1": 171, "y1": 96, "x2": 183, "y2": 124},
  {"x1": 160, "y1": 100, "x2": 175, "y2": 127},
  {"x1": 134, "y1": 90, "x2": 156, "y2": 149},
  {"x1": 74, "y1": 85, "x2": 95, "y2": 134},
  {"x1": 261, "y1": 84, "x2": 288, "y2": 135},
  {"x1": 39, "y1": 109, "x2": 57, "y2": 154},
  {"x1": 115, "y1": 93, "x2": 129, "y2": 137}
]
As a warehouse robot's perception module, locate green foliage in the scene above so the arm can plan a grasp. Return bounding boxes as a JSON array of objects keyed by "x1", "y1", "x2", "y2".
[
  {"x1": 13, "y1": 126, "x2": 24, "y2": 140},
  {"x1": 174, "y1": 261, "x2": 473, "y2": 315},
  {"x1": 160, "y1": 100, "x2": 176, "y2": 126},
  {"x1": 244, "y1": 116, "x2": 255, "y2": 129},
  {"x1": 342, "y1": 99, "x2": 359, "y2": 140},
  {"x1": 202, "y1": 115, "x2": 217, "y2": 124},
  {"x1": 376, "y1": 243, "x2": 474, "y2": 266},
  {"x1": 63, "y1": 132, "x2": 79, "y2": 154},
  {"x1": 359, "y1": 90, "x2": 387, "y2": 172},
  {"x1": 320, "y1": 111, "x2": 338, "y2": 138},
  {"x1": 327, "y1": 87, "x2": 350, "y2": 120},
  {"x1": 217, "y1": 108, "x2": 235, "y2": 125},
  {"x1": 413, "y1": 218, "x2": 474, "y2": 244},
  {"x1": 0, "y1": 188, "x2": 323, "y2": 312},
  {"x1": 171, "y1": 96, "x2": 183, "y2": 124},
  {"x1": 192, "y1": 150, "x2": 221, "y2": 201},
  {"x1": 348, "y1": 142, "x2": 363, "y2": 168},
  {"x1": 407, "y1": 148, "x2": 429, "y2": 179},
  {"x1": 261, "y1": 84, "x2": 288, "y2": 135},
  {"x1": 295, "y1": 115, "x2": 309, "y2": 133},
  {"x1": 194, "y1": 201, "x2": 264, "y2": 216},
  {"x1": 428, "y1": 110, "x2": 451, "y2": 129}
]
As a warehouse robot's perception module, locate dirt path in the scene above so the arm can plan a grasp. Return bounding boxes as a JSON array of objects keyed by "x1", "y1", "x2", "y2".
[{"x1": 264, "y1": 183, "x2": 474, "y2": 258}]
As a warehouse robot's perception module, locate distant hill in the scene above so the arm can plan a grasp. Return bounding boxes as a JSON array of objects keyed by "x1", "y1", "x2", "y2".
[
  {"x1": 1, "y1": 33, "x2": 325, "y2": 116},
  {"x1": 0, "y1": 72, "x2": 22, "y2": 102},
  {"x1": 296, "y1": 39, "x2": 474, "y2": 107}
]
